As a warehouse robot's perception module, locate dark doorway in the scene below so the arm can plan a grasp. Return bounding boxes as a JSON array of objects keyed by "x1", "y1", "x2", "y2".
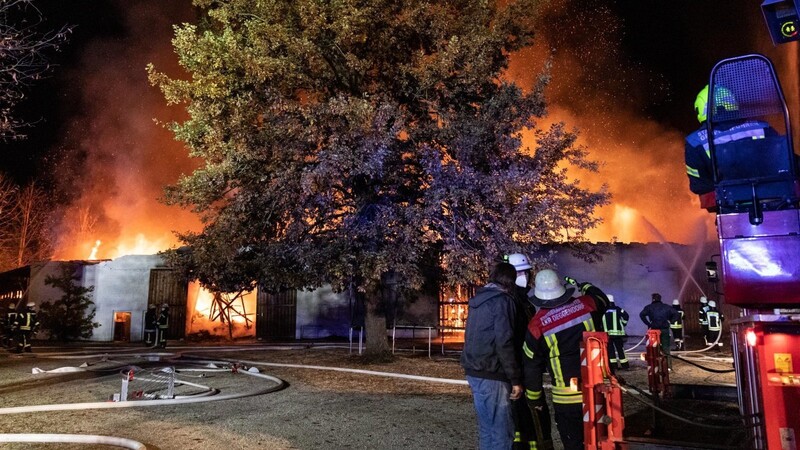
[{"x1": 256, "y1": 289, "x2": 297, "y2": 340}]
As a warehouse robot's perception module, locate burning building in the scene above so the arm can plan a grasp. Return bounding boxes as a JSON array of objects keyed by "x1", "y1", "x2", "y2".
[{"x1": 0, "y1": 240, "x2": 729, "y2": 344}]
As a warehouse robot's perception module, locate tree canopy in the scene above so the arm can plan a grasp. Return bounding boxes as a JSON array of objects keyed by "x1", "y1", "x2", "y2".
[{"x1": 149, "y1": 0, "x2": 609, "y2": 328}]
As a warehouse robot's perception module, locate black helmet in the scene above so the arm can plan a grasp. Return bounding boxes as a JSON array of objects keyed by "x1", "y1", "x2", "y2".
[{"x1": 651, "y1": 293, "x2": 662, "y2": 302}]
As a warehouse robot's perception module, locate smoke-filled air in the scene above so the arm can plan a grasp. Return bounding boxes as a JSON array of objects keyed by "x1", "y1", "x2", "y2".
[{"x1": 47, "y1": 1, "x2": 800, "y2": 260}]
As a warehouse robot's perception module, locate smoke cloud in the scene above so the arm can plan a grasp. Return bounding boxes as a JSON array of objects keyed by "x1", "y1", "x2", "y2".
[{"x1": 52, "y1": 2, "x2": 200, "y2": 260}]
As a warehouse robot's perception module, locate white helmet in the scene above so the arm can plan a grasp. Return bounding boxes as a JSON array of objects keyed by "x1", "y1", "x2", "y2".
[
  {"x1": 672, "y1": 299, "x2": 680, "y2": 306},
  {"x1": 531, "y1": 269, "x2": 575, "y2": 308},
  {"x1": 700, "y1": 296, "x2": 708, "y2": 304},
  {"x1": 506, "y1": 253, "x2": 532, "y2": 271},
  {"x1": 607, "y1": 294, "x2": 615, "y2": 303},
  {"x1": 533, "y1": 269, "x2": 565, "y2": 299},
  {"x1": 708, "y1": 300, "x2": 717, "y2": 308},
  {"x1": 26, "y1": 302, "x2": 35, "y2": 308}
]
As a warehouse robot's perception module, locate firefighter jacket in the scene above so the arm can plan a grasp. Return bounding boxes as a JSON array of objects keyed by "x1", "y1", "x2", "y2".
[
  {"x1": 5, "y1": 310, "x2": 16, "y2": 331},
  {"x1": 523, "y1": 290, "x2": 608, "y2": 406},
  {"x1": 14, "y1": 310, "x2": 38, "y2": 332},
  {"x1": 699, "y1": 304, "x2": 710, "y2": 327},
  {"x1": 144, "y1": 309, "x2": 157, "y2": 331},
  {"x1": 707, "y1": 308, "x2": 723, "y2": 331},
  {"x1": 670, "y1": 306, "x2": 685, "y2": 330},
  {"x1": 460, "y1": 284, "x2": 521, "y2": 385},
  {"x1": 602, "y1": 305, "x2": 629, "y2": 337},
  {"x1": 157, "y1": 309, "x2": 170, "y2": 329},
  {"x1": 640, "y1": 301, "x2": 680, "y2": 330},
  {"x1": 684, "y1": 120, "x2": 777, "y2": 195}
]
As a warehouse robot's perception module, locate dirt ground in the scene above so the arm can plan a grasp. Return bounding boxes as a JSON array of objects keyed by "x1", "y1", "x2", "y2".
[{"x1": 0, "y1": 338, "x2": 742, "y2": 450}]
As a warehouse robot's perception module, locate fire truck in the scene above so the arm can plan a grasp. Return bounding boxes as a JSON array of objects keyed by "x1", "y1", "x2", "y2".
[
  {"x1": 702, "y1": 53, "x2": 800, "y2": 450},
  {"x1": 581, "y1": 52, "x2": 800, "y2": 450}
]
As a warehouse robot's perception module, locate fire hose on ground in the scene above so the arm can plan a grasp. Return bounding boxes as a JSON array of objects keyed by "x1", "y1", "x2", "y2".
[{"x1": 0, "y1": 433, "x2": 147, "y2": 449}]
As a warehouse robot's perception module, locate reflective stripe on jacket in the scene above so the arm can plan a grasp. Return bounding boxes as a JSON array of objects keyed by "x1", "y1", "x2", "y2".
[
  {"x1": 602, "y1": 306, "x2": 628, "y2": 336},
  {"x1": 707, "y1": 310, "x2": 723, "y2": 331},
  {"x1": 523, "y1": 292, "x2": 609, "y2": 405},
  {"x1": 670, "y1": 308, "x2": 684, "y2": 330}
]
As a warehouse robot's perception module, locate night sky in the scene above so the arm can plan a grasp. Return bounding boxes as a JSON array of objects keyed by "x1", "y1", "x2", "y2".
[{"x1": 0, "y1": 0, "x2": 796, "y2": 250}]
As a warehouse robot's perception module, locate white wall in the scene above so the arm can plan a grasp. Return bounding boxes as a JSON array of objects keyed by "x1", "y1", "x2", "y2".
[{"x1": 84, "y1": 254, "x2": 164, "y2": 342}]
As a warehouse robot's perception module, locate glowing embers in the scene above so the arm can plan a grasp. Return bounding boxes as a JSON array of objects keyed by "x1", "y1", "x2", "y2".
[
  {"x1": 188, "y1": 282, "x2": 256, "y2": 338},
  {"x1": 439, "y1": 284, "x2": 471, "y2": 331}
]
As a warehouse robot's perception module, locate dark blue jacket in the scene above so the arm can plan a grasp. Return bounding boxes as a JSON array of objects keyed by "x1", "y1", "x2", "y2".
[
  {"x1": 684, "y1": 120, "x2": 776, "y2": 195},
  {"x1": 460, "y1": 284, "x2": 521, "y2": 385},
  {"x1": 640, "y1": 301, "x2": 680, "y2": 330}
]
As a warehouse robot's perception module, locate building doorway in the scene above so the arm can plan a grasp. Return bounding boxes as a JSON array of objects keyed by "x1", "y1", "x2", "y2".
[{"x1": 113, "y1": 311, "x2": 131, "y2": 342}]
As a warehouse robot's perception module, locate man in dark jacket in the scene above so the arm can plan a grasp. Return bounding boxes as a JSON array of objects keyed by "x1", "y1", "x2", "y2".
[
  {"x1": 461, "y1": 262, "x2": 522, "y2": 450},
  {"x1": 640, "y1": 293, "x2": 680, "y2": 369},
  {"x1": 523, "y1": 270, "x2": 610, "y2": 450}
]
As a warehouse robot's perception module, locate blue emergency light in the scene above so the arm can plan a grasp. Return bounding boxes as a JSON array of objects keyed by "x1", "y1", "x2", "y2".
[{"x1": 762, "y1": 0, "x2": 800, "y2": 44}]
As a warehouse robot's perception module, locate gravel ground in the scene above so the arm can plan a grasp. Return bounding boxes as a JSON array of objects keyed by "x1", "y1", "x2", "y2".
[{"x1": 0, "y1": 340, "x2": 740, "y2": 450}]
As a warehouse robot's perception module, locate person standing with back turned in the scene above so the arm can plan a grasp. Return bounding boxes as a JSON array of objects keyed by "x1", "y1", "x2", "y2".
[
  {"x1": 602, "y1": 295, "x2": 630, "y2": 373},
  {"x1": 640, "y1": 293, "x2": 680, "y2": 370},
  {"x1": 461, "y1": 262, "x2": 522, "y2": 449},
  {"x1": 523, "y1": 269, "x2": 610, "y2": 450}
]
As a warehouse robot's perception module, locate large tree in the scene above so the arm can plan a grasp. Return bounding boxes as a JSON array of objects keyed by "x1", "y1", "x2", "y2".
[{"x1": 149, "y1": 0, "x2": 609, "y2": 355}]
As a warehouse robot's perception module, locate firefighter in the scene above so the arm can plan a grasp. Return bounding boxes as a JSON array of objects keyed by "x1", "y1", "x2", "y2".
[
  {"x1": 0, "y1": 302, "x2": 6, "y2": 349},
  {"x1": 685, "y1": 85, "x2": 779, "y2": 196},
  {"x1": 144, "y1": 304, "x2": 157, "y2": 347},
  {"x1": 699, "y1": 296, "x2": 710, "y2": 346},
  {"x1": 523, "y1": 269, "x2": 610, "y2": 450},
  {"x1": 5, "y1": 302, "x2": 18, "y2": 349},
  {"x1": 706, "y1": 301, "x2": 724, "y2": 351},
  {"x1": 13, "y1": 302, "x2": 39, "y2": 353},
  {"x1": 506, "y1": 253, "x2": 552, "y2": 450},
  {"x1": 156, "y1": 304, "x2": 170, "y2": 349},
  {"x1": 602, "y1": 294, "x2": 629, "y2": 372},
  {"x1": 670, "y1": 299, "x2": 685, "y2": 351},
  {"x1": 640, "y1": 293, "x2": 680, "y2": 370}
]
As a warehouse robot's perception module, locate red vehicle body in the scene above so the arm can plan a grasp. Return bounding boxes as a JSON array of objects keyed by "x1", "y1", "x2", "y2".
[{"x1": 707, "y1": 54, "x2": 800, "y2": 450}]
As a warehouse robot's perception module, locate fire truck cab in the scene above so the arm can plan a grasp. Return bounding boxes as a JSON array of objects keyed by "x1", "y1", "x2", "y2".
[{"x1": 705, "y1": 54, "x2": 800, "y2": 450}]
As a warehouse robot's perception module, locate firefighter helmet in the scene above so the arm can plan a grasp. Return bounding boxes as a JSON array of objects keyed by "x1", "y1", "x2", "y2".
[
  {"x1": 505, "y1": 253, "x2": 532, "y2": 271},
  {"x1": 695, "y1": 85, "x2": 709, "y2": 123},
  {"x1": 695, "y1": 84, "x2": 738, "y2": 123},
  {"x1": 26, "y1": 302, "x2": 35, "y2": 308},
  {"x1": 531, "y1": 269, "x2": 575, "y2": 308},
  {"x1": 607, "y1": 294, "x2": 615, "y2": 303},
  {"x1": 672, "y1": 299, "x2": 680, "y2": 306},
  {"x1": 700, "y1": 296, "x2": 708, "y2": 304},
  {"x1": 148, "y1": 304, "x2": 156, "y2": 309},
  {"x1": 708, "y1": 300, "x2": 717, "y2": 308}
]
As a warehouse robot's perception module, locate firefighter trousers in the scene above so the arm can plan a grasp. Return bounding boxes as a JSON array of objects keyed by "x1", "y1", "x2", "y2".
[{"x1": 553, "y1": 402, "x2": 583, "y2": 450}]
